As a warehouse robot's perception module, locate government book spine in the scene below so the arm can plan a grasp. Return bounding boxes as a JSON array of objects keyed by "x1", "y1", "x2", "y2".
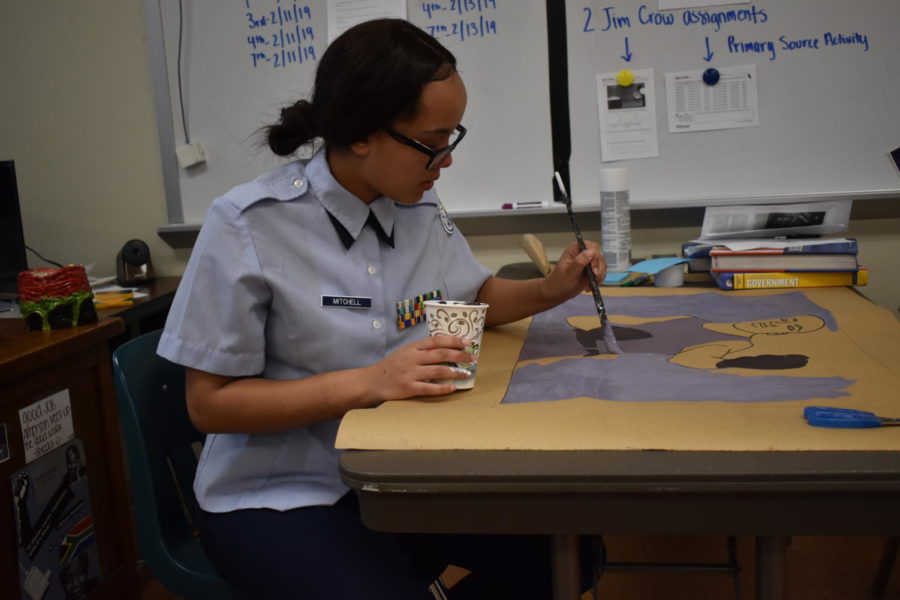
[{"x1": 712, "y1": 268, "x2": 868, "y2": 290}]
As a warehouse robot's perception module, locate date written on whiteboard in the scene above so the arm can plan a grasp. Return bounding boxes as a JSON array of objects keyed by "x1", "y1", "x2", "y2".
[
  {"x1": 245, "y1": 3, "x2": 312, "y2": 29},
  {"x1": 422, "y1": 0, "x2": 497, "y2": 19},
  {"x1": 247, "y1": 27, "x2": 315, "y2": 50},
  {"x1": 250, "y1": 45, "x2": 317, "y2": 68},
  {"x1": 247, "y1": 26, "x2": 317, "y2": 68},
  {"x1": 243, "y1": 4, "x2": 317, "y2": 69},
  {"x1": 426, "y1": 17, "x2": 498, "y2": 42}
]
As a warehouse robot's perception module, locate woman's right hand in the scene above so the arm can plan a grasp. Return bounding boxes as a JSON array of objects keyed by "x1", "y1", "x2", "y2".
[{"x1": 364, "y1": 334, "x2": 475, "y2": 403}]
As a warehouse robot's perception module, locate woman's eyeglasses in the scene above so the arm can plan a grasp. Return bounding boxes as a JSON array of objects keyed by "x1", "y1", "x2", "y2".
[{"x1": 383, "y1": 124, "x2": 467, "y2": 170}]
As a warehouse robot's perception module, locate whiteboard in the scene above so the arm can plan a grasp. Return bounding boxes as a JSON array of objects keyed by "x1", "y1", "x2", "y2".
[
  {"x1": 146, "y1": 0, "x2": 552, "y2": 224},
  {"x1": 565, "y1": 0, "x2": 900, "y2": 208}
]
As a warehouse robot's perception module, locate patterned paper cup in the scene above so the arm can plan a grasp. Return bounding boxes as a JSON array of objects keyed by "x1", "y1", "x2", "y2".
[{"x1": 424, "y1": 300, "x2": 489, "y2": 389}]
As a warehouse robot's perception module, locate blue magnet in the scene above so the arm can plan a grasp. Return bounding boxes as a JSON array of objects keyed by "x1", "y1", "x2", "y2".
[{"x1": 703, "y1": 68, "x2": 720, "y2": 85}]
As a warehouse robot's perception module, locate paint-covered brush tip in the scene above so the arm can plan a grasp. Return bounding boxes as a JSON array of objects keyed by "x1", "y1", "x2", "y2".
[{"x1": 602, "y1": 319, "x2": 622, "y2": 354}]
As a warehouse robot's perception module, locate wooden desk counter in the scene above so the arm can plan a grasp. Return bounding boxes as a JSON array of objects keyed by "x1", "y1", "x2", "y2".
[
  {"x1": 0, "y1": 318, "x2": 139, "y2": 599},
  {"x1": 95, "y1": 276, "x2": 180, "y2": 343}
]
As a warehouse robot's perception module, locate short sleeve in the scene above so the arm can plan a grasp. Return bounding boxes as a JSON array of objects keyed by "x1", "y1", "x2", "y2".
[
  {"x1": 440, "y1": 221, "x2": 492, "y2": 302},
  {"x1": 157, "y1": 198, "x2": 271, "y2": 376}
]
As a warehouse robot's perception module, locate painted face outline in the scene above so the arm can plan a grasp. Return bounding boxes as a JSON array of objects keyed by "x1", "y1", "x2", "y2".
[{"x1": 732, "y1": 315, "x2": 825, "y2": 336}]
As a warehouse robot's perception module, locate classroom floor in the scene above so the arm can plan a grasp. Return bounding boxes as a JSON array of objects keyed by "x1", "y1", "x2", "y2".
[{"x1": 139, "y1": 534, "x2": 900, "y2": 599}]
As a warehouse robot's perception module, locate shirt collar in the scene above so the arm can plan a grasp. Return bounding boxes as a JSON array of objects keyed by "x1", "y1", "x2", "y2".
[{"x1": 305, "y1": 150, "x2": 395, "y2": 250}]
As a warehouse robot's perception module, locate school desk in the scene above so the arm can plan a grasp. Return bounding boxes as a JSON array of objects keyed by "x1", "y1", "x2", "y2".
[
  {"x1": 95, "y1": 276, "x2": 180, "y2": 345},
  {"x1": 338, "y1": 286, "x2": 900, "y2": 600},
  {"x1": 0, "y1": 317, "x2": 140, "y2": 599},
  {"x1": 341, "y1": 447, "x2": 900, "y2": 599}
]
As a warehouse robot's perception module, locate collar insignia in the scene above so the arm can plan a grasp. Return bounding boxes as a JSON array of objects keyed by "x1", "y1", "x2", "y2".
[{"x1": 438, "y1": 202, "x2": 454, "y2": 235}]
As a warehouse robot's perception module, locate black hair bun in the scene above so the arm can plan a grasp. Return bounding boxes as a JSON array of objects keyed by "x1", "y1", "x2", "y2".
[{"x1": 268, "y1": 100, "x2": 317, "y2": 156}]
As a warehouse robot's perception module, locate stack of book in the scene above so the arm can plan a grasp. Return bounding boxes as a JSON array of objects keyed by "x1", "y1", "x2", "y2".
[{"x1": 682, "y1": 238, "x2": 868, "y2": 290}]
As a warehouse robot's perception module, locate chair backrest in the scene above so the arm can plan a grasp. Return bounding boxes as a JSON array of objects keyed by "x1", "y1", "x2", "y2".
[{"x1": 112, "y1": 329, "x2": 242, "y2": 599}]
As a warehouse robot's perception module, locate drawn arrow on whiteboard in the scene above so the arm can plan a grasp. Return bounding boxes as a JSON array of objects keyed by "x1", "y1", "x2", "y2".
[
  {"x1": 620, "y1": 37, "x2": 633, "y2": 62},
  {"x1": 703, "y1": 37, "x2": 715, "y2": 62}
]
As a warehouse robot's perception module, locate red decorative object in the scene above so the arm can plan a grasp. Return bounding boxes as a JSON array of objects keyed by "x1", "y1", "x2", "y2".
[
  {"x1": 17, "y1": 265, "x2": 98, "y2": 330},
  {"x1": 17, "y1": 266, "x2": 91, "y2": 301}
]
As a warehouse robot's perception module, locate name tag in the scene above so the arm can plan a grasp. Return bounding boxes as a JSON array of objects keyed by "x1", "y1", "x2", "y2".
[{"x1": 321, "y1": 295, "x2": 372, "y2": 309}]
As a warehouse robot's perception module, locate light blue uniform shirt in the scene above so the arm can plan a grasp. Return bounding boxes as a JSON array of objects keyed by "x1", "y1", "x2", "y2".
[{"x1": 158, "y1": 150, "x2": 491, "y2": 512}]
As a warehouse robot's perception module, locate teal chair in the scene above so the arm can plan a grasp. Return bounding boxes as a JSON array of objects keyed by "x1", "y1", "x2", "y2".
[
  {"x1": 112, "y1": 329, "x2": 242, "y2": 599},
  {"x1": 113, "y1": 329, "x2": 451, "y2": 599}
]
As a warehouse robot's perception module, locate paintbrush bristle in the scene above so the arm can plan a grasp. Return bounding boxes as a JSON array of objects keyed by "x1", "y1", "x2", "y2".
[{"x1": 601, "y1": 319, "x2": 622, "y2": 354}]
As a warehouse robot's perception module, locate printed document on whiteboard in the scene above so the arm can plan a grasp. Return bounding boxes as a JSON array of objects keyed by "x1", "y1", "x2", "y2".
[
  {"x1": 698, "y1": 200, "x2": 852, "y2": 240},
  {"x1": 665, "y1": 64, "x2": 759, "y2": 133},
  {"x1": 596, "y1": 68, "x2": 659, "y2": 162}
]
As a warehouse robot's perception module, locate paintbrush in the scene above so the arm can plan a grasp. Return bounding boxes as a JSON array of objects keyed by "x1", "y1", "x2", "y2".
[{"x1": 553, "y1": 172, "x2": 622, "y2": 354}]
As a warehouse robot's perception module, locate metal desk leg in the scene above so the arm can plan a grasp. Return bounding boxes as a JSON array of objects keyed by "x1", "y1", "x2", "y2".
[
  {"x1": 755, "y1": 535, "x2": 789, "y2": 600},
  {"x1": 871, "y1": 536, "x2": 900, "y2": 599},
  {"x1": 551, "y1": 534, "x2": 582, "y2": 600}
]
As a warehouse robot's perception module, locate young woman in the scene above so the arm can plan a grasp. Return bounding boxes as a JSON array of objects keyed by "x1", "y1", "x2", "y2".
[{"x1": 158, "y1": 18, "x2": 603, "y2": 599}]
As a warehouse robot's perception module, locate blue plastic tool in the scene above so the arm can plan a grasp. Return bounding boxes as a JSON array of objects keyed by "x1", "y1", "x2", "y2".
[{"x1": 803, "y1": 406, "x2": 900, "y2": 429}]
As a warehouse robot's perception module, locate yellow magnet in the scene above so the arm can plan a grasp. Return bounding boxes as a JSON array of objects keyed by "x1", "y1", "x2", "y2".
[{"x1": 616, "y1": 69, "x2": 635, "y2": 87}]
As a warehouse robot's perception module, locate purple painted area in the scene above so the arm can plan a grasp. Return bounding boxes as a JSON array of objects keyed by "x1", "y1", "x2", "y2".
[
  {"x1": 504, "y1": 291, "x2": 853, "y2": 404},
  {"x1": 522, "y1": 316, "x2": 739, "y2": 360},
  {"x1": 504, "y1": 355, "x2": 852, "y2": 403},
  {"x1": 531, "y1": 292, "x2": 837, "y2": 331}
]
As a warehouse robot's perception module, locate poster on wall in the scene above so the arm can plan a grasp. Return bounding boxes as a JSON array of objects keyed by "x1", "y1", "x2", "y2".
[{"x1": 10, "y1": 439, "x2": 100, "y2": 600}]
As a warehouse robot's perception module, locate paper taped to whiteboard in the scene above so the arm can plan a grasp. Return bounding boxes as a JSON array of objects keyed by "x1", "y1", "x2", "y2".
[
  {"x1": 890, "y1": 147, "x2": 900, "y2": 176},
  {"x1": 699, "y1": 199, "x2": 851, "y2": 240}
]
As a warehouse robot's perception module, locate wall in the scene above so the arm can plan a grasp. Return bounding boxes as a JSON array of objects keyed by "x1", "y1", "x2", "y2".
[
  {"x1": 0, "y1": 1, "x2": 189, "y2": 280},
  {"x1": 1, "y1": 1, "x2": 897, "y2": 318}
]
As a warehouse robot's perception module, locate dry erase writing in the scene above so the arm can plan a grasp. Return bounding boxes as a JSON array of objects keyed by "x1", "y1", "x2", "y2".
[
  {"x1": 421, "y1": 0, "x2": 498, "y2": 42},
  {"x1": 245, "y1": 2, "x2": 312, "y2": 27},
  {"x1": 244, "y1": 2, "x2": 317, "y2": 69},
  {"x1": 502, "y1": 201, "x2": 545, "y2": 210},
  {"x1": 247, "y1": 27, "x2": 314, "y2": 49},
  {"x1": 425, "y1": 17, "x2": 498, "y2": 41},
  {"x1": 583, "y1": 5, "x2": 768, "y2": 33},
  {"x1": 581, "y1": 5, "x2": 871, "y2": 61},
  {"x1": 422, "y1": 0, "x2": 497, "y2": 20}
]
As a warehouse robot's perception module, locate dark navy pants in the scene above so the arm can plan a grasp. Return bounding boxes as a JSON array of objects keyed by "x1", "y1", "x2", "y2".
[{"x1": 199, "y1": 492, "x2": 593, "y2": 599}]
